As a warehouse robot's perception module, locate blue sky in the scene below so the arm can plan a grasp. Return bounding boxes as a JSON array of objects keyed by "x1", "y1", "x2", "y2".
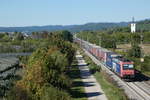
[{"x1": 0, "y1": 0, "x2": 150, "y2": 27}]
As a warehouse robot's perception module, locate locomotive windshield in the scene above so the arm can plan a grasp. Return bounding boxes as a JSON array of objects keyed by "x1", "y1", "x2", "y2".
[{"x1": 123, "y1": 64, "x2": 134, "y2": 70}]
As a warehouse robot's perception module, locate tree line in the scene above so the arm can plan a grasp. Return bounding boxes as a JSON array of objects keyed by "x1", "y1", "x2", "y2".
[{"x1": 5, "y1": 30, "x2": 77, "y2": 100}]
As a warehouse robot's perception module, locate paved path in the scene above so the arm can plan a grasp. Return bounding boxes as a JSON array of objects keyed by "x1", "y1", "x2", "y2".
[{"x1": 76, "y1": 51, "x2": 107, "y2": 100}]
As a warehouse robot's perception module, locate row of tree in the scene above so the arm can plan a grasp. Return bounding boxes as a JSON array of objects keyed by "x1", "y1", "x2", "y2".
[
  {"x1": 6, "y1": 31, "x2": 76, "y2": 100},
  {"x1": 0, "y1": 30, "x2": 74, "y2": 53},
  {"x1": 77, "y1": 30, "x2": 150, "y2": 46}
]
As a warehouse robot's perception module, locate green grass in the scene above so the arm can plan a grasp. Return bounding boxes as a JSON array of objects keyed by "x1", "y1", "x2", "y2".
[
  {"x1": 94, "y1": 72, "x2": 128, "y2": 100},
  {"x1": 144, "y1": 72, "x2": 150, "y2": 77},
  {"x1": 80, "y1": 50, "x2": 128, "y2": 100},
  {"x1": 68, "y1": 59, "x2": 87, "y2": 100}
]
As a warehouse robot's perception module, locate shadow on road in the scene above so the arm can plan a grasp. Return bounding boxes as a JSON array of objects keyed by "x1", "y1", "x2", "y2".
[
  {"x1": 84, "y1": 81, "x2": 95, "y2": 87},
  {"x1": 86, "y1": 92, "x2": 102, "y2": 98}
]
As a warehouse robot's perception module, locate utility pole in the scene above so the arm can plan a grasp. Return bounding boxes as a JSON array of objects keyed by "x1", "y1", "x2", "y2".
[
  {"x1": 98, "y1": 35, "x2": 101, "y2": 47},
  {"x1": 80, "y1": 37, "x2": 82, "y2": 48},
  {"x1": 87, "y1": 35, "x2": 88, "y2": 42},
  {"x1": 81, "y1": 36, "x2": 83, "y2": 48},
  {"x1": 140, "y1": 34, "x2": 144, "y2": 62}
]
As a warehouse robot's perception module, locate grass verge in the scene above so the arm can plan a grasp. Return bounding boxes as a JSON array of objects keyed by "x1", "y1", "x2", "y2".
[{"x1": 80, "y1": 50, "x2": 128, "y2": 100}]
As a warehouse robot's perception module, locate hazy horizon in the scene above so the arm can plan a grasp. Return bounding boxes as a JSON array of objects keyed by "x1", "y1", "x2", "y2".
[{"x1": 0, "y1": 21, "x2": 131, "y2": 27}]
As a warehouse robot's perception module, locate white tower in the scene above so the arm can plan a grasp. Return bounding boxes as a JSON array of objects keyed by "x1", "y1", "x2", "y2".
[{"x1": 131, "y1": 17, "x2": 136, "y2": 33}]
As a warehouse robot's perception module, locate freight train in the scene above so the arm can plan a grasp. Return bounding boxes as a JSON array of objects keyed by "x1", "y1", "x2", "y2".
[{"x1": 74, "y1": 37, "x2": 135, "y2": 79}]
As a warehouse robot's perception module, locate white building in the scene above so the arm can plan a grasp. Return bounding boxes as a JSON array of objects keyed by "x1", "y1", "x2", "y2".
[{"x1": 131, "y1": 17, "x2": 136, "y2": 33}]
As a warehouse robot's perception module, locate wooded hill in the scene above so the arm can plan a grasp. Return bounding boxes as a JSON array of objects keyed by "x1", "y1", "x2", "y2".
[
  {"x1": 137, "y1": 19, "x2": 150, "y2": 32},
  {"x1": 0, "y1": 22, "x2": 128, "y2": 32}
]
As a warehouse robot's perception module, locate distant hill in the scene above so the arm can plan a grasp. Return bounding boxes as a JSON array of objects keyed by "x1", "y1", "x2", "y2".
[
  {"x1": 137, "y1": 19, "x2": 150, "y2": 32},
  {"x1": 0, "y1": 22, "x2": 129, "y2": 32}
]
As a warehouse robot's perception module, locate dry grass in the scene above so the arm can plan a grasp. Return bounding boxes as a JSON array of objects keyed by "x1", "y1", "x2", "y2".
[
  {"x1": 117, "y1": 44, "x2": 150, "y2": 56},
  {"x1": 141, "y1": 44, "x2": 150, "y2": 55}
]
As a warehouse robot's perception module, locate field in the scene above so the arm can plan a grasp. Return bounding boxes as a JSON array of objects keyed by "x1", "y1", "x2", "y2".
[{"x1": 117, "y1": 44, "x2": 150, "y2": 56}]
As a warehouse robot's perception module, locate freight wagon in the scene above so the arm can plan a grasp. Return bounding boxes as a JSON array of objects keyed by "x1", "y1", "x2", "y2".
[{"x1": 74, "y1": 37, "x2": 135, "y2": 79}]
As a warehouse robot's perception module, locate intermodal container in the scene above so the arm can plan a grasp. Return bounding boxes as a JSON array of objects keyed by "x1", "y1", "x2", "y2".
[{"x1": 106, "y1": 52, "x2": 121, "y2": 69}]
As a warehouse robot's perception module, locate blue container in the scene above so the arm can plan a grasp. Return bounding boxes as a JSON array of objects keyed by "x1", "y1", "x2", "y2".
[
  {"x1": 112, "y1": 58, "x2": 121, "y2": 75},
  {"x1": 106, "y1": 52, "x2": 121, "y2": 69},
  {"x1": 116, "y1": 62, "x2": 121, "y2": 74},
  {"x1": 106, "y1": 52, "x2": 114, "y2": 68}
]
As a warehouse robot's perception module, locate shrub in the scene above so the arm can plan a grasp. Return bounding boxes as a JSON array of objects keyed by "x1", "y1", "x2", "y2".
[
  {"x1": 141, "y1": 56, "x2": 150, "y2": 72},
  {"x1": 128, "y1": 44, "x2": 141, "y2": 58},
  {"x1": 90, "y1": 64, "x2": 101, "y2": 74},
  {"x1": 7, "y1": 85, "x2": 33, "y2": 100},
  {"x1": 40, "y1": 85, "x2": 71, "y2": 100}
]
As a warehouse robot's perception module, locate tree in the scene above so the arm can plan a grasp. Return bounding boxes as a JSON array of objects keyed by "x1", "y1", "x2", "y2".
[
  {"x1": 0, "y1": 33, "x2": 5, "y2": 39},
  {"x1": 14, "y1": 32, "x2": 24, "y2": 41},
  {"x1": 131, "y1": 33, "x2": 141, "y2": 45},
  {"x1": 2, "y1": 34, "x2": 11, "y2": 42},
  {"x1": 128, "y1": 33, "x2": 141, "y2": 58},
  {"x1": 61, "y1": 30, "x2": 73, "y2": 42},
  {"x1": 128, "y1": 44, "x2": 141, "y2": 58},
  {"x1": 101, "y1": 34, "x2": 116, "y2": 49},
  {"x1": 141, "y1": 56, "x2": 150, "y2": 72}
]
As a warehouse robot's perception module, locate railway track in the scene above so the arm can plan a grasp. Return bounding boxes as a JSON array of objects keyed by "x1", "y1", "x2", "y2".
[
  {"x1": 126, "y1": 82, "x2": 150, "y2": 100},
  {"x1": 133, "y1": 82, "x2": 150, "y2": 94},
  {"x1": 83, "y1": 48, "x2": 150, "y2": 100},
  {"x1": 145, "y1": 81, "x2": 150, "y2": 86}
]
